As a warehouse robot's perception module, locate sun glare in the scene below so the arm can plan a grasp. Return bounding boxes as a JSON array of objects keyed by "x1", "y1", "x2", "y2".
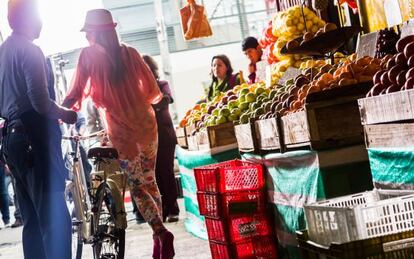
[{"x1": 0, "y1": 0, "x2": 103, "y2": 55}]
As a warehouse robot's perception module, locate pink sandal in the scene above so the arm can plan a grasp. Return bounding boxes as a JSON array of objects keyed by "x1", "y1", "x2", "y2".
[
  {"x1": 158, "y1": 230, "x2": 175, "y2": 259},
  {"x1": 153, "y1": 234, "x2": 161, "y2": 259}
]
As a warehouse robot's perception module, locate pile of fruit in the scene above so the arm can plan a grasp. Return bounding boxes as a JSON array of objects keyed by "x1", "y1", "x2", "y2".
[
  {"x1": 179, "y1": 82, "x2": 270, "y2": 129},
  {"x1": 259, "y1": 21, "x2": 279, "y2": 65},
  {"x1": 264, "y1": 6, "x2": 327, "y2": 85},
  {"x1": 367, "y1": 35, "x2": 414, "y2": 97},
  {"x1": 285, "y1": 22, "x2": 338, "y2": 51}
]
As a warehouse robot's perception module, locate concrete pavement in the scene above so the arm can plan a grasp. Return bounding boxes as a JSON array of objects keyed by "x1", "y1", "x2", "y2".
[{"x1": 0, "y1": 199, "x2": 212, "y2": 259}]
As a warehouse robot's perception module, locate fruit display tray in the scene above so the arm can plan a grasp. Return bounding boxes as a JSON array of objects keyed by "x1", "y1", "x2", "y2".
[
  {"x1": 282, "y1": 82, "x2": 371, "y2": 150},
  {"x1": 358, "y1": 89, "x2": 414, "y2": 125},
  {"x1": 234, "y1": 121, "x2": 259, "y2": 153},
  {"x1": 364, "y1": 123, "x2": 414, "y2": 149},
  {"x1": 281, "y1": 26, "x2": 361, "y2": 56},
  {"x1": 196, "y1": 122, "x2": 237, "y2": 151},
  {"x1": 176, "y1": 127, "x2": 188, "y2": 149},
  {"x1": 254, "y1": 117, "x2": 283, "y2": 152}
]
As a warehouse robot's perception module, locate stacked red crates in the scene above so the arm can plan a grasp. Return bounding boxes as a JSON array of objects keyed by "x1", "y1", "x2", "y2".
[{"x1": 194, "y1": 160, "x2": 277, "y2": 259}]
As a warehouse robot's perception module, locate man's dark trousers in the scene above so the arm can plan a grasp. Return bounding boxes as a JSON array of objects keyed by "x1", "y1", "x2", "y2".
[{"x1": 3, "y1": 110, "x2": 71, "y2": 259}]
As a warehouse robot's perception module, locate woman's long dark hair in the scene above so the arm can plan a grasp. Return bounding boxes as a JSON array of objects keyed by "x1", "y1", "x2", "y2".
[
  {"x1": 142, "y1": 55, "x2": 160, "y2": 80},
  {"x1": 93, "y1": 29, "x2": 124, "y2": 84},
  {"x1": 211, "y1": 55, "x2": 233, "y2": 83}
]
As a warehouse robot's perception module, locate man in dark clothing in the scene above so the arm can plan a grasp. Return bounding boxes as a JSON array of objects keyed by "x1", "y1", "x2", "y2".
[
  {"x1": 0, "y1": 1, "x2": 77, "y2": 258},
  {"x1": 242, "y1": 36, "x2": 263, "y2": 84}
]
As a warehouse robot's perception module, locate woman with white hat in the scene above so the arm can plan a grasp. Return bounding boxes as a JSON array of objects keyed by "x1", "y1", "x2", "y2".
[{"x1": 62, "y1": 9, "x2": 175, "y2": 259}]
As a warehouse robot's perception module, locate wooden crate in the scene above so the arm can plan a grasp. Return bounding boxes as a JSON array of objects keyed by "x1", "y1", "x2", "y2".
[
  {"x1": 365, "y1": 123, "x2": 414, "y2": 148},
  {"x1": 185, "y1": 124, "x2": 198, "y2": 151},
  {"x1": 358, "y1": 89, "x2": 414, "y2": 125},
  {"x1": 282, "y1": 83, "x2": 371, "y2": 150},
  {"x1": 234, "y1": 122, "x2": 258, "y2": 153},
  {"x1": 176, "y1": 127, "x2": 188, "y2": 149},
  {"x1": 196, "y1": 122, "x2": 237, "y2": 151},
  {"x1": 255, "y1": 118, "x2": 283, "y2": 152}
]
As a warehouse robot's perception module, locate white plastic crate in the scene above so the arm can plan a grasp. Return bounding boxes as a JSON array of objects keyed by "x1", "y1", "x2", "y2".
[{"x1": 304, "y1": 189, "x2": 414, "y2": 246}]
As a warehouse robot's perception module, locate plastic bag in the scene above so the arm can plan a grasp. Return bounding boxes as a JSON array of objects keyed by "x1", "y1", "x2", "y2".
[{"x1": 180, "y1": 0, "x2": 213, "y2": 41}]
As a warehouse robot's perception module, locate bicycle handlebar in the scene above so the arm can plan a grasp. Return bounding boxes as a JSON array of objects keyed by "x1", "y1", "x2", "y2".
[{"x1": 62, "y1": 130, "x2": 106, "y2": 141}]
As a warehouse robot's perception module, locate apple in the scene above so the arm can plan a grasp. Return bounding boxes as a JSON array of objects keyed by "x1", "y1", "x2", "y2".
[
  {"x1": 381, "y1": 72, "x2": 392, "y2": 87},
  {"x1": 228, "y1": 114, "x2": 238, "y2": 122},
  {"x1": 397, "y1": 35, "x2": 414, "y2": 52},
  {"x1": 231, "y1": 108, "x2": 241, "y2": 116},
  {"x1": 216, "y1": 115, "x2": 227, "y2": 125},
  {"x1": 245, "y1": 93, "x2": 257, "y2": 103},
  {"x1": 239, "y1": 88, "x2": 250, "y2": 96},
  {"x1": 207, "y1": 106, "x2": 215, "y2": 114},
  {"x1": 395, "y1": 53, "x2": 408, "y2": 66},
  {"x1": 238, "y1": 102, "x2": 249, "y2": 111},
  {"x1": 406, "y1": 68, "x2": 414, "y2": 80},
  {"x1": 228, "y1": 100, "x2": 238, "y2": 109},
  {"x1": 373, "y1": 70, "x2": 386, "y2": 85},
  {"x1": 228, "y1": 95, "x2": 238, "y2": 102},
  {"x1": 408, "y1": 56, "x2": 414, "y2": 68},
  {"x1": 386, "y1": 57, "x2": 396, "y2": 70},
  {"x1": 370, "y1": 83, "x2": 385, "y2": 97},
  {"x1": 221, "y1": 96, "x2": 228, "y2": 105},
  {"x1": 255, "y1": 87, "x2": 266, "y2": 95},
  {"x1": 226, "y1": 91, "x2": 235, "y2": 97},
  {"x1": 212, "y1": 108, "x2": 220, "y2": 117},
  {"x1": 388, "y1": 65, "x2": 405, "y2": 84},
  {"x1": 397, "y1": 71, "x2": 407, "y2": 86},
  {"x1": 386, "y1": 84, "x2": 400, "y2": 94},
  {"x1": 405, "y1": 77, "x2": 414, "y2": 90},
  {"x1": 380, "y1": 88, "x2": 387, "y2": 95},
  {"x1": 404, "y1": 42, "x2": 414, "y2": 59}
]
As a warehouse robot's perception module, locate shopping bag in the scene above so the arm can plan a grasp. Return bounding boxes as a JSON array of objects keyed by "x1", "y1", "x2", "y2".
[{"x1": 180, "y1": 0, "x2": 213, "y2": 41}]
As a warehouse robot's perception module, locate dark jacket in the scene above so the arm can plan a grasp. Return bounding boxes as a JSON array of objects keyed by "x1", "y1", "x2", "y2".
[{"x1": 154, "y1": 80, "x2": 177, "y2": 147}]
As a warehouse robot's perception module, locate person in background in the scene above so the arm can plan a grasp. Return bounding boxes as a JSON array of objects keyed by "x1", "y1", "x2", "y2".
[
  {"x1": 10, "y1": 173, "x2": 23, "y2": 228},
  {"x1": 0, "y1": 160, "x2": 10, "y2": 229},
  {"x1": 242, "y1": 36, "x2": 263, "y2": 84},
  {"x1": 207, "y1": 55, "x2": 241, "y2": 102},
  {"x1": 62, "y1": 9, "x2": 175, "y2": 259},
  {"x1": 0, "y1": 1, "x2": 76, "y2": 258},
  {"x1": 143, "y1": 55, "x2": 180, "y2": 223}
]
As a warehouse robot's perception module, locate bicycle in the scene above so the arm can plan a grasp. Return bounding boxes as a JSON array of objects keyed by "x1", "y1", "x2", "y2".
[{"x1": 63, "y1": 130, "x2": 127, "y2": 259}]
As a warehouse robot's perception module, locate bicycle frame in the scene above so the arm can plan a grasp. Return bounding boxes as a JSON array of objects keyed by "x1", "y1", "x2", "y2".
[{"x1": 68, "y1": 138, "x2": 93, "y2": 242}]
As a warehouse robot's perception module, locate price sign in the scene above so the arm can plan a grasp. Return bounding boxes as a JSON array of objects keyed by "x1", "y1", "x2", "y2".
[
  {"x1": 384, "y1": 0, "x2": 403, "y2": 28},
  {"x1": 278, "y1": 67, "x2": 301, "y2": 86},
  {"x1": 356, "y1": 31, "x2": 379, "y2": 58},
  {"x1": 255, "y1": 61, "x2": 267, "y2": 83},
  {"x1": 402, "y1": 19, "x2": 414, "y2": 38}
]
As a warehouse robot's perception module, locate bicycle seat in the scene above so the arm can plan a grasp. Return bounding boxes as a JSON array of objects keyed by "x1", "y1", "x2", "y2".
[{"x1": 88, "y1": 147, "x2": 119, "y2": 159}]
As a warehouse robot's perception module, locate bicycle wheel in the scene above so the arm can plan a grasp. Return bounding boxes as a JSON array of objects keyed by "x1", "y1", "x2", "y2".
[{"x1": 93, "y1": 183, "x2": 125, "y2": 259}]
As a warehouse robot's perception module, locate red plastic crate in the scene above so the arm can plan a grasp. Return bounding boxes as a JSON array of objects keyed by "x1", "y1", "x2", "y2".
[
  {"x1": 209, "y1": 236, "x2": 277, "y2": 259},
  {"x1": 197, "y1": 191, "x2": 266, "y2": 218},
  {"x1": 194, "y1": 160, "x2": 264, "y2": 193},
  {"x1": 205, "y1": 214, "x2": 273, "y2": 243}
]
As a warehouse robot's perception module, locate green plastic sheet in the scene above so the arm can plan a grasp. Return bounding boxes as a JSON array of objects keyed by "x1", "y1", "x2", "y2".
[{"x1": 368, "y1": 148, "x2": 414, "y2": 189}]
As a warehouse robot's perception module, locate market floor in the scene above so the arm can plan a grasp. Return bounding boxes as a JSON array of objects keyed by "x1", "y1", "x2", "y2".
[{"x1": 0, "y1": 199, "x2": 212, "y2": 259}]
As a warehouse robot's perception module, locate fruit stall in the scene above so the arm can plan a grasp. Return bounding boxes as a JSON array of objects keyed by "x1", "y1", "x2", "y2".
[{"x1": 175, "y1": 2, "x2": 414, "y2": 259}]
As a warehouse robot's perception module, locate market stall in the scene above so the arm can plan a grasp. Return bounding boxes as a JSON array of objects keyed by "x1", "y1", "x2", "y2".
[{"x1": 175, "y1": 1, "x2": 414, "y2": 258}]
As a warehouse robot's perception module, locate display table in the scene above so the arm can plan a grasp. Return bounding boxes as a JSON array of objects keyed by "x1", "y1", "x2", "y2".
[
  {"x1": 368, "y1": 148, "x2": 414, "y2": 190},
  {"x1": 243, "y1": 145, "x2": 373, "y2": 259},
  {"x1": 176, "y1": 145, "x2": 240, "y2": 239}
]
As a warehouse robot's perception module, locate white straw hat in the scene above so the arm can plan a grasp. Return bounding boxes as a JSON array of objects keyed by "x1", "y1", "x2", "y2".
[{"x1": 81, "y1": 9, "x2": 117, "y2": 32}]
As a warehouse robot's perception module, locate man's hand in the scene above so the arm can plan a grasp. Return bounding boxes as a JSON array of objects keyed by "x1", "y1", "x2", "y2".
[{"x1": 60, "y1": 108, "x2": 78, "y2": 124}]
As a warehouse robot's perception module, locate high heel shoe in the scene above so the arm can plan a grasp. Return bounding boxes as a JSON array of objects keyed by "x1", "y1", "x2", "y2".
[
  {"x1": 158, "y1": 230, "x2": 175, "y2": 259},
  {"x1": 153, "y1": 234, "x2": 161, "y2": 259}
]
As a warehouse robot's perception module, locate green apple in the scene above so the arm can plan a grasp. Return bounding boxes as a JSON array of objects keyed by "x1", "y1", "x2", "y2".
[
  {"x1": 239, "y1": 102, "x2": 249, "y2": 111},
  {"x1": 239, "y1": 88, "x2": 250, "y2": 96},
  {"x1": 240, "y1": 114, "x2": 249, "y2": 124},
  {"x1": 254, "y1": 107, "x2": 265, "y2": 117},
  {"x1": 228, "y1": 114, "x2": 239, "y2": 122},
  {"x1": 255, "y1": 87, "x2": 266, "y2": 96},
  {"x1": 238, "y1": 94, "x2": 246, "y2": 103},
  {"x1": 231, "y1": 108, "x2": 242, "y2": 116},
  {"x1": 212, "y1": 108, "x2": 220, "y2": 117},
  {"x1": 246, "y1": 93, "x2": 257, "y2": 103},
  {"x1": 216, "y1": 115, "x2": 227, "y2": 124},
  {"x1": 228, "y1": 100, "x2": 238, "y2": 109},
  {"x1": 219, "y1": 108, "x2": 231, "y2": 117},
  {"x1": 200, "y1": 103, "x2": 207, "y2": 109}
]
